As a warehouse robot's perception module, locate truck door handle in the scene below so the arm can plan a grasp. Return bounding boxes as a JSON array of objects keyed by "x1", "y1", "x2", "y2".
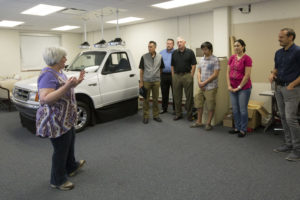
[
  {"x1": 88, "y1": 83, "x2": 97, "y2": 86},
  {"x1": 129, "y1": 74, "x2": 135, "y2": 77}
]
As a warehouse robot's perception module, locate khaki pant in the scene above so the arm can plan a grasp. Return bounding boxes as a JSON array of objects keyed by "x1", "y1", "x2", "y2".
[
  {"x1": 172, "y1": 73, "x2": 194, "y2": 117},
  {"x1": 143, "y1": 81, "x2": 160, "y2": 118},
  {"x1": 194, "y1": 88, "x2": 218, "y2": 111}
]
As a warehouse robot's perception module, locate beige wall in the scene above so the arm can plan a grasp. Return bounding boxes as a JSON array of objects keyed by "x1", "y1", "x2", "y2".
[
  {"x1": 232, "y1": 17, "x2": 300, "y2": 83},
  {"x1": 0, "y1": 30, "x2": 21, "y2": 78},
  {"x1": 0, "y1": 29, "x2": 82, "y2": 79}
]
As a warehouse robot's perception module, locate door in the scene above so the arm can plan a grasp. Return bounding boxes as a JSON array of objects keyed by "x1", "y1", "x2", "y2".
[
  {"x1": 68, "y1": 51, "x2": 106, "y2": 107},
  {"x1": 99, "y1": 52, "x2": 138, "y2": 106}
]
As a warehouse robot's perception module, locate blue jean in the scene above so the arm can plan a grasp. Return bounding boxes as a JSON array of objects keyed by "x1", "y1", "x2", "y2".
[
  {"x1": 50, "y1": 127, "x2": 79, "y2": 186},
  {"x1": 230, "y1": 88, "x2": 251, "y2": 132},
  {"x1": 275, "y1": 85, "x2": 300, "y2": 150}
]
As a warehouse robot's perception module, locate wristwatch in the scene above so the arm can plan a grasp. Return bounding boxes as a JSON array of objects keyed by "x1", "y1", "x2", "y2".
[{"x1": 237, "y1": 85, "x2": 241, "y2": 90}]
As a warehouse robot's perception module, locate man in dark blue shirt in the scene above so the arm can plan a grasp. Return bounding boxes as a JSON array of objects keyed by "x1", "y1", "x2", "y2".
[
  {"x1": 269, "y1": 28, "x2": 300, "y2": 161},
  {"x1": 160, "y1": 39, "x2": 175, "y2": 114}
]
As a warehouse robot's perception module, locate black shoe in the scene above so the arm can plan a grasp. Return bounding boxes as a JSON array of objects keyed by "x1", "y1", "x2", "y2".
[
  {"x1": 153, "y1": 117, "x2": 162, "y2": 122},
  {"x1": 160, "y1": 110, "x2": 167, "y2": 114},
  {"x1": 228, "y1": 129, "x2": 239, "y2": 134},
  {"x1": 143, "y1": 118, "x2": 149, "y2": 124},
  {"x1": 273, "y1": 144, "x2": 292, "y2": 153},
  {"x1": 285, "y1": 150, "x2": 300, "y2": 161},
  {"x1": 173, "y1": 115, "x2": 182, "y2": 121},
  {"x1": 238, "y1": 131, "x2": 246, "y2": 138}
]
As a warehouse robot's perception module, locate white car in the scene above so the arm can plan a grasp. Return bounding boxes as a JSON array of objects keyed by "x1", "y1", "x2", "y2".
[{"x1": 12, "y1": 47, "x2": 139, "y2": 132}]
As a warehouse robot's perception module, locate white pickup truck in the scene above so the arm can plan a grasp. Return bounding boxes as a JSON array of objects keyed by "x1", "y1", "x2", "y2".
[{"x1": 12, "y1": 46, "x2": 139, "y2": 132}]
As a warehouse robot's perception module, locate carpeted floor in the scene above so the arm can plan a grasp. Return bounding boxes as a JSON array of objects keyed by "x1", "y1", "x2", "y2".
[{"x1": 0, "y1": 110, "x2": 300, "y2": 200}]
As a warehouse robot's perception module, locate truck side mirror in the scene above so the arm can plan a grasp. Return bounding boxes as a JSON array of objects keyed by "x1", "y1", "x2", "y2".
[{"x1": 84, "y1": 66, "x2": 99, "y2": 73}]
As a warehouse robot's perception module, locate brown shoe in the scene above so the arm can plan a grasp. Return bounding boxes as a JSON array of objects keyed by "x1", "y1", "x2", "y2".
[
  {"x1": 68, "y1": 160, "x2": 86, "y2": 177},
  {"x1": 50, "y1": 181, "x2": 74, "y2": 191},
  {"x1": 205, "y1": 124, "x2": 213, "y2": 131},
  {"x1": 190, "y1": 122, "x2": 203, "y2": 128}
]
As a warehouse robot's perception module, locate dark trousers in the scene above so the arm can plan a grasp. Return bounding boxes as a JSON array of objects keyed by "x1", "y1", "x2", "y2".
[
  {"x1": 50, "y1": 127, "x2": 78, "y2": 185},
  {"x1": 160, "y1": 73, "x2": 175, "y2": 111}
]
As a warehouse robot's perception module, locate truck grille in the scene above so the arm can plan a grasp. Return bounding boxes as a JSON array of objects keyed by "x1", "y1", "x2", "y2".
[{"x1": 14, "y1": 87, "x2": 30, "y2": 101}]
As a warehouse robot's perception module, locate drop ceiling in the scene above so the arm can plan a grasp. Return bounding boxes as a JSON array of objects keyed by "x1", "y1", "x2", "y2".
[{"x1": 0, "y1": 0, "x2": 270, "y2": 33}]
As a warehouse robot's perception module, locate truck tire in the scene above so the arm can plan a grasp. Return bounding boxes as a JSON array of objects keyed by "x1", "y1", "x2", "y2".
[{"x1": 75, "y1": 101, "x2": 91, "y2": 133}]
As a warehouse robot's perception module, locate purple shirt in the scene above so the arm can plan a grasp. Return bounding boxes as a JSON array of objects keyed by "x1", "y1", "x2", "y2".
[
  {"x1": 38, "y1": 67, "x2": 67, "y2": 90},
  {"x1": 36, "y1": 67, "x2": 77, "y2": 138},
  {"x1": 228, "y1": 54, "x2": 252, "y2": 90}
]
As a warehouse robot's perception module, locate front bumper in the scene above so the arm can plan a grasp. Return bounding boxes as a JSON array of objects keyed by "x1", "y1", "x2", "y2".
[
  {"x1": 11, "y1": 97, "x2": 38, "y2": 119},
  {"x1": 11, "y1": 97, "x2": 37, "y2": 133}
]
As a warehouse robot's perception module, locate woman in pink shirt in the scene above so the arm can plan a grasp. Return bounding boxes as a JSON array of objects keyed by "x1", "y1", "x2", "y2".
[{"x1": 226, "y1": 39, "x2": 252, "y2": 137}]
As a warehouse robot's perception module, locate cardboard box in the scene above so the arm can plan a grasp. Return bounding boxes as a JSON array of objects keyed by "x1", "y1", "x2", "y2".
[
  {"x1": 248, "y1": 108, "x2": 261, "y2": 129},
  {"x1": 247, "y1": 100, "x2": 270, "y2": 129},
  {"x1": 223, "y1": 113, "x2": 233, "y2": 128}
]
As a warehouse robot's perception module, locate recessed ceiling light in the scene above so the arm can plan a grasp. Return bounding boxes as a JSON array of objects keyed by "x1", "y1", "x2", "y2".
[
  {"x1": 152, "y1": 0, "x2": 211, "y2": 9},
  {"x1": 21, "y1": 4, "x2": 65, "y2": 16},
  {"x1": 106, "y1": 17, "x2": 143, "y2": 24},
  {"x1": 0, "y1": 20, "x2": 24, "y2": 27},
  {"x1": 52, "y1": 25, "x2": 80, "y2": 31}
]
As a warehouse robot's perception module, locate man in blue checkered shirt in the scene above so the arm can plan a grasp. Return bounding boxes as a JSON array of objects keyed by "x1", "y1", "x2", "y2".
[{"x1": 191, "y1": 41, "x2": 220, "y2": 130}]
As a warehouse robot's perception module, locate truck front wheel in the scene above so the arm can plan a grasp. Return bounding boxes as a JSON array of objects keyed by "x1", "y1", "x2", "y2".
[{"x1": 75, "y1": 101, "x2": 91, "y2": 132}]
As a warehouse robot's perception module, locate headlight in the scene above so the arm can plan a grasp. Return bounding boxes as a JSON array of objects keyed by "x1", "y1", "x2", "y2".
[{"x1": 29, "y1": 92, "x2": 39, "y2": 102}]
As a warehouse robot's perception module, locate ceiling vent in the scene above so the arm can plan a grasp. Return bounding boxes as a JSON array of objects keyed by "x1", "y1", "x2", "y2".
[{"x1": 60, "y1": 8, "x2": 87, "y2": 15}]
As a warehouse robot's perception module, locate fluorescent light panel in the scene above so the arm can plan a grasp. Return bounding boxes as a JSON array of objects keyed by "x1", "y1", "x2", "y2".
[
  {"x1": 106, "y1": 17, "x2": 143, "y2": 24},
  {"x1": 0, "y1": 20, "x2": 24, "y2": 27},
  {"x1": 52, "y1": 25, "x2": 80, "y2": 31},
  {"x1": 152, "y1": 0, "x2": 211, "y2": 9},
  {"x1": 22, "y1": 4, "x2": 65, "y2": 16}
]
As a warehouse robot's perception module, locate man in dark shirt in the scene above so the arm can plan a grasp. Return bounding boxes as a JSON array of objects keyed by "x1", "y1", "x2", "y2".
[
  {"x1": 160, "y1": 38, "x2": 175, "y2": 114},
  {"x1": 171, "y1": 37, "x2": 197, "y2": 121},
  {"x1": 269, "y1": 28, "x2": 300, "y2": 161},
  {"x1": 139, "y1": 41, "x2": 165, "y2": 124}
]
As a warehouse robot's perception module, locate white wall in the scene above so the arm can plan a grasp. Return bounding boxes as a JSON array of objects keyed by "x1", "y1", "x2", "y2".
[
  {"x1": 213, "y1": 7, "x2": 231, "y2": 57},
  {"x1": 87, "y1": 12, "x2": 214, "y2": 67},
  {"x1": 62, "y1": 33, "x2": 83, "y2": 64},
  {"x1": 0, "y1": 29, "x2": 82, "y2": 79}
]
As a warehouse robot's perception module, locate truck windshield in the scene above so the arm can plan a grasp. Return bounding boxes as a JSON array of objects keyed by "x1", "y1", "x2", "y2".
[{"x1": 68, "y1": 51, "x2": 106, "y2": 71}]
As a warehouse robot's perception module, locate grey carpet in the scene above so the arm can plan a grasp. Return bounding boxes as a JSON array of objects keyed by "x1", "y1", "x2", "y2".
[{"x1": 0, "y1": 110, "x2": 300, "y2": 200}]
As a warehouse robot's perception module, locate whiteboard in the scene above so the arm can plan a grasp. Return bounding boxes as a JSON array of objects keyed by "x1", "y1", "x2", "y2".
[{"x1": 20, "y1": 34, "x2": 61, "y2": 71}]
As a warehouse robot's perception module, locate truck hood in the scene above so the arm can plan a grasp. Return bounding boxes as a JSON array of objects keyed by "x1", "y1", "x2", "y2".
[
  {"x1": 14, "y1": 71, "x2": 95, "y2": 92},
  {"x1": 14, "y1": 76, "x2": 38, "y2": 92}
]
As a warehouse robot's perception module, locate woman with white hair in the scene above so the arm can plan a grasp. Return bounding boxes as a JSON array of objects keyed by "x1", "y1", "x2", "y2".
[{"x1": 36, "y1": 47, "x2": 86, "y2": 190}]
